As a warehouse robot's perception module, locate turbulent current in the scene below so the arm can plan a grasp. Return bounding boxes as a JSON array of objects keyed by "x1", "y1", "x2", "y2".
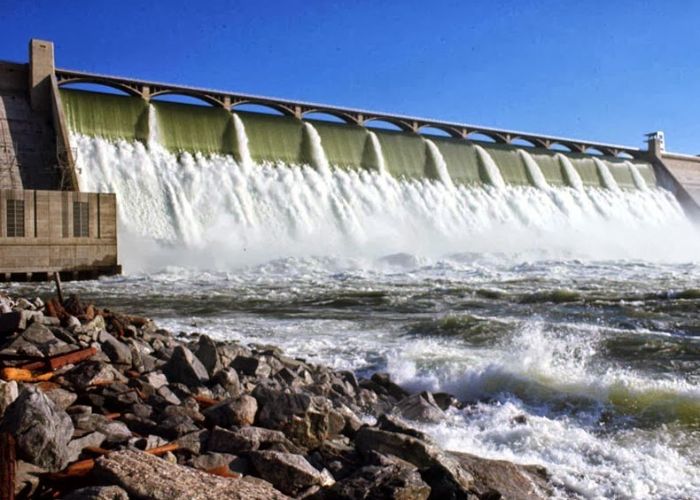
[{"x1": 29, "y1": 127, "x2": 700, "y2": 497}]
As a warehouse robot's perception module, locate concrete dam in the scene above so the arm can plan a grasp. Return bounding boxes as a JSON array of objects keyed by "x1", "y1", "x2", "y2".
[
  {"x1": 3, "y1": 39, "x2": 700, "y2": 270},
  {"x1": 61, "y1": 86, "x2": 658, "y2": 190}
]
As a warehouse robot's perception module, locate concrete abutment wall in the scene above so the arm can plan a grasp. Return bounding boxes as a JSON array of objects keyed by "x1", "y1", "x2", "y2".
[{"x1": 0, "y1": 40, "x2": 117, "y2": 279}]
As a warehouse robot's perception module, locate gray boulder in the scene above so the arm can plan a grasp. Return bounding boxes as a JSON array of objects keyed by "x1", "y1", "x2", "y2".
[
  {"x1": 174, "y1": 429, "x2": 209, "y2": 455},
  {"x1": 2, "y1": 322, "x2": 70, "y2": 357},
  {"x1": 202, "y1": 394, "x2": 258, "y2": 428},
  {"x1": 207, "y1": 426, "x2": 301, "y2": 454},
  {"x1": 212, "y1": 367, "x2": 241, "y2": 397},
  {"x1": 451, "y1": 451, "x2": 551, "y2": 500},
  {"x1": 94, "y1": 449, "x2": 290, "y2": 499},
  {"x1": 61, "y1": 485, "x2": 130, "y2": 500},
  {"x1": 368, "y1": 372, "x2": 409, "y2": 400},
  {"x1": 0, "y1": 386, "x2": 74, "y2": 471},
  {"x1": 63, "y1": 361, "x2": 127, "y2": 390},
  {"x1": 189, "y1": 452, "x2": 249, "y2": 475},
  {"x1": 329, "y1": 461, "x2": 431, "y2": 499},
  {"x1": 253, "y1": 386, "x2": 345, "y2": 447},
  {"x1": 80, "y1": 414, "x2": 132, "y2": 443},
  {"x1": 193, "y1": 335, "x2": 222, "y2": 375},
  {"x1": 249, "y1": 450, "x2": 334, "y2": 496},
  {"x1": 355, "y1": 426, "x2": 473, "y2": 497},
  {"x1": 143, "y1": 372, "x2": 168, "y2": 389},
  {"x1": 164, "y1": 345, "x2": 210, "y2": 387},
  {"x1": 232, "y1": 355, "x2": 272, "y2": 378},
  {"x1": 74, "y1": 315, "x2": 106, "y2": 339},
  {"x1": 42, "y1": 386, "x2": 78, "y2": 411},
  {"x1": 66, "y1": 431, "x2": 107, "y2": 463},
  {"x1": 395, "y1": 392, "x2": 445, "y2": 423},
  {"x1": 0, "y1": 380, "x2": 18, "y2": 418},
  {"x1": 99, "y1": 330, "x2": 133, "y2": 366}
]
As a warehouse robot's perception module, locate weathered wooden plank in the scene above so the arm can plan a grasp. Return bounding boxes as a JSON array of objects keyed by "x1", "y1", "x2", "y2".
[
  {"x1": 18, "y1": 346, "x2": 97, "y2": 371},
  {"x1": 0, "y1": 432, "x2": 16, "y2": 500}
]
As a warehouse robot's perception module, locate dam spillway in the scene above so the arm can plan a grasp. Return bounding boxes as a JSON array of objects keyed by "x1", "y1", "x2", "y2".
[
  {"x1": 60, "y1": 88, "x2": 657, "y2": 190},
  {"x1": 56, "y1": 88, "x2": 695, "y2": 269}
]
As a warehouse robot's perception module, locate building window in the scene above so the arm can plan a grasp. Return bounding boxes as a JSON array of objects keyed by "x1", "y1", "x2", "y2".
[
  {"x1": 73, "y1": 201, "x2": 89, "y2": 237},
  {"x1": 6, "y1": 199, "x2": 25, "y2": 237}
]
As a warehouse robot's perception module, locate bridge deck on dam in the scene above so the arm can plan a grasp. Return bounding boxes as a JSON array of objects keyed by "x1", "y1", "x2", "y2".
[
  {"x1": 57, "y1": 85, "x2": 657, "y2": 192},
  {"x1": 54, "y1": 67, "x2": 643, "y2": 159}
]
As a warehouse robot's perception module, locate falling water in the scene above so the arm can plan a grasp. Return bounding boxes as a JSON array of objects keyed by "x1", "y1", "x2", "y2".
[
  {"x1": 147, "y1": 104, "x2": 160, "y2": 148},
  {"x1": 367, "y1": 131, "x2": 388, "y2": 175},
  {"x1": 303, "y1": 122, "x2": 331, "y2": 176},
  {"x1": 474, "y1": 145, "x2": 506, "y2": 189},
  {"x1": 232, "y1": 114, "x2": 253, "y2": 170},
  {"x1": 556, "y1": 154, "x2": 584, "y2": 191},
  {"x1": 627, "y1": 161, "x2": 649, "y2": 190},
  {"x1": 594, "y1": 157, "x2": 620, "y2": 190},
  {"x1": 518, "y1": 150, "x2": 549, "y2": 189},
  {"x1": 424, "y1": 138, "x2": 455, "y2": 189}
]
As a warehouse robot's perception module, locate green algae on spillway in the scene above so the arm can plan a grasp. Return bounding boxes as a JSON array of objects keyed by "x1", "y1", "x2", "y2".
[{"x1": 59, "y1": 88, "x2": 656, "y2": 189}]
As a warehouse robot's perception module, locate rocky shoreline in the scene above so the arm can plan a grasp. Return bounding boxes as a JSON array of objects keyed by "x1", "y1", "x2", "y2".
[{"x1": 0, "y1": 291, "x2": 554, "y2": 499}]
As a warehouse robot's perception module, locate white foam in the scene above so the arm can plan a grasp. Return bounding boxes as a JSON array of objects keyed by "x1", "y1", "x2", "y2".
[
  {"x1": 424, "y1": 138, "x2": 456, "y2": 189},
  {"x1": 557, "y1": 154, "x2": 584, "y2": 191},
  {"x1": 72, "y1": 134, "x2": 699, "y2": 273},
  {"x1": 384, "y1": 322, "x2": 700, "y2": 498},
  {"x1": 519, "y1": 149, "x2": 549, "y2": 190},
  {"x1": 303, "y1": 122, "x2": 331, "y2": 176},
  {"x1": 474, "y1": 144, "x2": 506, "y2": 188},
  {"x1": 593, "y1": 158, "x2": 620, "y2": 191}
]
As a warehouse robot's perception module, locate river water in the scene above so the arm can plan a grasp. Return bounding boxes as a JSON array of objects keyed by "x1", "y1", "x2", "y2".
[{"x1": 12, "y1": 133, "x2": 700, "y2": 498}]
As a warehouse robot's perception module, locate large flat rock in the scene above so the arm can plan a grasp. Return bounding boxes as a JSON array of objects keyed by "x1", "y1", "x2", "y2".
[{"x1": 94, "y1": 450, "x2": 290, "y2": 500}]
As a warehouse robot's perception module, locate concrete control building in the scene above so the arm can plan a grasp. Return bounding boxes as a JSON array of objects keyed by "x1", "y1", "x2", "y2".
[{"x1": 0, "y1": 40, "x2": 119, "y2": 280}]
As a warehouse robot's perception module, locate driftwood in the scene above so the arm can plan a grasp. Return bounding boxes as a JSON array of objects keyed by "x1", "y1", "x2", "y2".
[
  {"x1": 205, "y1": 465, "x2": 241, "y2": 479},
  {"x1": 44, "y1": 298, "x2": 67, "y2": 322},
  {"x1": 0, "y1": 347, "x2": 97, "y2": 382},
  {"x1": 0, "y1": 433, "x2": 15, "y2": 500},
  {"x1": 1, "y1": 367, "x2": 54, "y2": 382},
  {"x1": 19, "y1": 347, "x2": 97, "y2": 372},
  {"x1": 193, "y1": 394, "x2": 220, "y2": 409},
  {"x1": 53, "y1": 272, "x2": 64, "y2": 304}
]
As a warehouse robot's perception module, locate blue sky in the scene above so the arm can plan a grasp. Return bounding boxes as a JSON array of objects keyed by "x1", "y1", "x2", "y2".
[{"x1": 3, "y1": 0, "x2": 699, "y2": 153}]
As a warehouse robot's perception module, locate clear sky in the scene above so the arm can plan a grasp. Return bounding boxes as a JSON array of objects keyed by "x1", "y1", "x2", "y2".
[{"x1": 3, "y1": 0, "x2": 699, "y2": 153}]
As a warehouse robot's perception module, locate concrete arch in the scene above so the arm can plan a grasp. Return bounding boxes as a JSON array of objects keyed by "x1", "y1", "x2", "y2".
[
  {"x1": 301, "y1": 109, "x2": 358, "y2": 124},
  {"x1": 231, "y1": 100, "x2": 296, "y2": 117},
  {"x1": 149, "y1": 90, "x2": 223, "y2": 107},
  {"x1": 418, "y1": 124, "x2": 463, "y2": 138},
  {"x1": 548, "y1": 142, "x2": 574, "y2": 152},
  {"x1": 510, "y1": 137, "x2": 540, "y2": 148},
  {"x1": 584, "y1": 146, "x2": 606, "y2": 156},
  {"x1": 364, "y1": 116, "x2": 414, "y2": 132},
  {"x1": 57, "y1": 78, "x2": 142, "y2": 98},
  {"x1": 466, "y1": 131, "x2": 502, "y2": 143}
]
